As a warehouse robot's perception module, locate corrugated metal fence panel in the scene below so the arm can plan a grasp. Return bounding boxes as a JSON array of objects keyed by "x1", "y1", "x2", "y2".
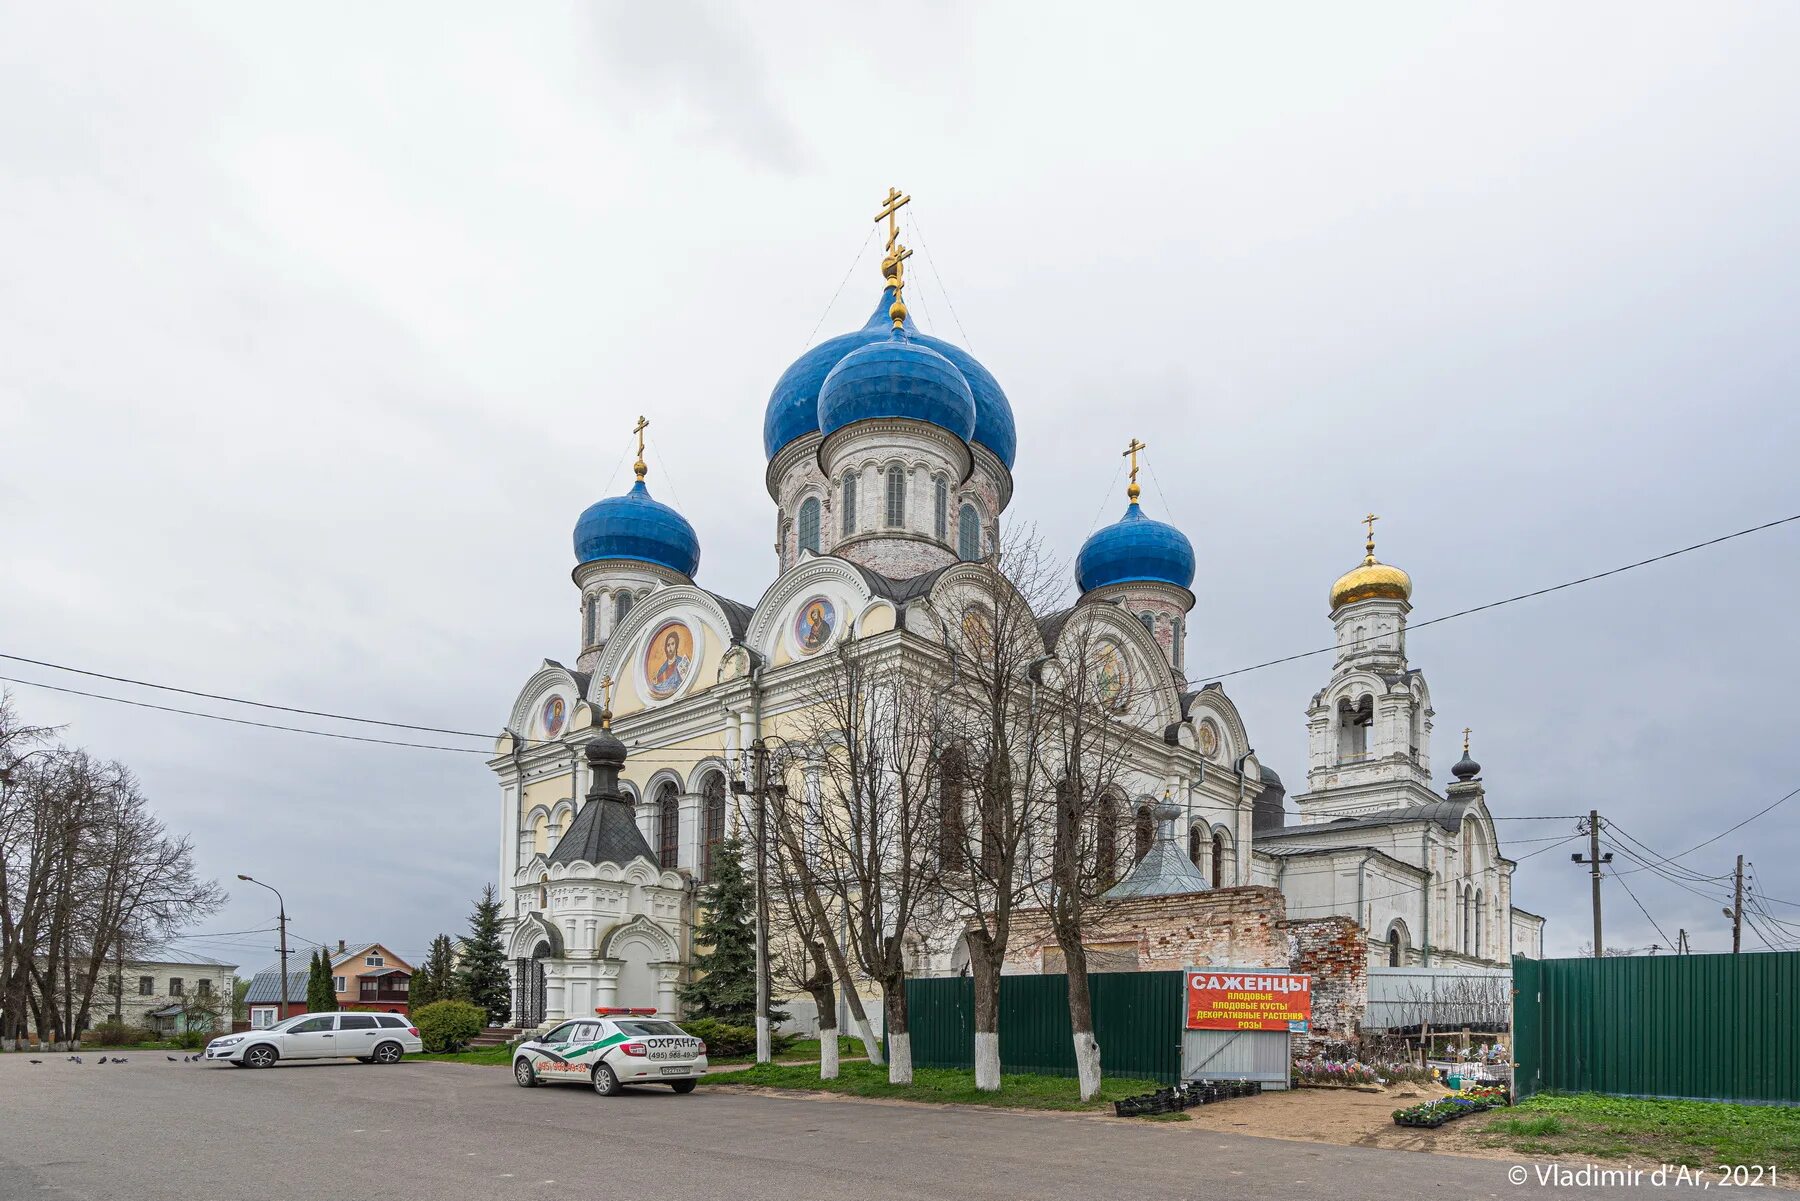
[
  {"x1": 1514, "y1": 952, "x2": 1800, "y2": 1104},
  {"x1": 905, "y1": 975, "x2": 973, "y2": 1071},
  {"x1": 903, "y1": 971, "x2": 1184, "y2": 1084},
  {"x1": 1090, "y1": 970, "x2": 1183, "y2": 1083}
]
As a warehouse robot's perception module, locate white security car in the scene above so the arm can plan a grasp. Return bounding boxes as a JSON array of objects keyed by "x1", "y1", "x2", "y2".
[
  {"x1": 514, "y1": 1008, "x2": 707, "y2": 1095},
  {"x1": 206, "y1": 1012, "x2": 423, "y2": 1068}
]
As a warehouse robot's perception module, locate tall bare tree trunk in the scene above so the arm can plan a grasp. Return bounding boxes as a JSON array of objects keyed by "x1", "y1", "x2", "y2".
[
  {"x1": 967, "y1": 933, "x2": 1003, "y2": 1091},
  {"x1": 883, "y1": 974, "x2": 913, "y2": 1084}
]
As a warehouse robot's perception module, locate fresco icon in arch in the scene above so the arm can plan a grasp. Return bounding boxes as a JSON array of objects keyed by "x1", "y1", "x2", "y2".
[
  {"x1": 645, "y1": 620, "x2": 695, "y2": 700},
  {"x1": 793, "y1": 595, "x2": 837, "y2": 655},
  {"x1": 540, "y1": 695, "x2": 566, "y2": 738},
  {"x1": 1095, "y1": 642, "x2": 1129, "y2": 709}
]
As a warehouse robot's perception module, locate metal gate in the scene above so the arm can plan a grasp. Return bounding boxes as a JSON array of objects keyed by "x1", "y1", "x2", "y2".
[{"x1": 1180, "y1": 1029, "x2": 1292, "y2": 1086}]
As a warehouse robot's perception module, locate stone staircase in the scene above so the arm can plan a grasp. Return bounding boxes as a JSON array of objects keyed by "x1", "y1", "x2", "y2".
[{"x1": 470, "y1": 1026, "x2": 526, "y2": 1049}]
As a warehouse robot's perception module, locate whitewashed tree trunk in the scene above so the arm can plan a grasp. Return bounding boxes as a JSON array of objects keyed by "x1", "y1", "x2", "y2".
[
  {"x1": 819, "y1": 1025, "x2": 840, "y2": 1079},
  {"x1": 755, "y1": 1014, "x2": 771, "y2": 1064},
  {"x1": 974, "y1": 1031, "x2": 1001, "y2": 1092},
  {"x1": 887, "y1": 1030, "x2": 913, "y2": 1085},
  {"x1": 1073, "y1": 1030, "x2": 1102, "y2": 1101}
]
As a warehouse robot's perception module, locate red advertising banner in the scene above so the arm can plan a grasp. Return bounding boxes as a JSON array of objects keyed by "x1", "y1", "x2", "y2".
[{"x1": 1185, "y1": 969, "x2": 1313, "y2": 1032}]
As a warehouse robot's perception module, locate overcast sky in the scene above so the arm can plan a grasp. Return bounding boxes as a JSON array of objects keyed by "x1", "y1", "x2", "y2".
[{"x1": 4, "y1": 2, "x2": 1797, "y2": 972}]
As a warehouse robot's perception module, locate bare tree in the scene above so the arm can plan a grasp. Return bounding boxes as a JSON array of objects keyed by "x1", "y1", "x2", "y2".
[
  {"x1": 767, "y1": 830, "x2": 842, "y2": 1079},
  {"x1": 1031, "y1": 603, "x2": 1143, "y2": 1099},
  {"x1": 931, "y1": 525, "x2": 1064, "y2": 1091},
  {"x1": 787, "y1": 635, "x2": 942, "y2": 1084},
  {"x1": 757, "y1": 752, "x2": 883, "y2": 1066},
  {"x1": 0, "y1": 696, "x2": 222, "y2": 1046}
]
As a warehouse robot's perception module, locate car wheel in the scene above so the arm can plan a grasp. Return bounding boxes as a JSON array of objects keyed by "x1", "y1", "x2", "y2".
[
  {"x1": 244, "y1": 1044, "x2": 279, "y2": 1069},
  {"x1": 591, "y1": 1063, "x2": 620, "y2": 1096},
  {"x1": 514, "y1": 1058, "x2": 539, "y2": 1088},
  {"x1": 670, "y1": 1079, "x2": 697, "y2": 1094},
  {"x1": 372, "y1": 1041, "x2": 403, "y2": 1065}
]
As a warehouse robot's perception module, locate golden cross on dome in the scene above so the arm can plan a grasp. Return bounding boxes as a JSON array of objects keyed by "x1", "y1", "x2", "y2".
[
  {"x1": 1362, "y1": 512, "x2": 1380, "y2": 562},
  {"x1": 875, "y1": 186, "x2": 913, "y2": 329},
  {"x1": 1123, "y1": 437, "x2": 1147, "y2": 502},
  {"x1": 1462, "y1": 727, "x2": 1472, "y2": 756},
  {"x1": 632, "y1": 415, "x2": 649, "y2": 481},
  {"x1": 599, "y1": 675, "x2": 615, "y2": 728}
]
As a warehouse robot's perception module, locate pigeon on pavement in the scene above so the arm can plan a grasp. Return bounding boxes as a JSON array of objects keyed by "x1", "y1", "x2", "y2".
[
  {"x1": 167, "y1": 1056, "x2": 177, "y2": 1061},
  {"x1": 28, "y1": 1059, "x2": 41, "y2": 1064},
  {"x1": 96, "y1": 1056, "x2": 108, "y2": 1064}
]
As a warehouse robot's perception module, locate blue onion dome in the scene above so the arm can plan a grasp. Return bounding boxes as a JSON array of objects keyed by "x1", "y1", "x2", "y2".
[
  {"x1": 817, "y1": 330, "x2": 977, "y2": 444},
  {"x1": 762, "y1": 288, "x2": 1017, "y2": 468},
  {"x1": 1076, "y1": 500, "x2": 1196, "y2": 593},
  {"x1": 572, "y1": 479, "x2": 700, "y2": 577}
]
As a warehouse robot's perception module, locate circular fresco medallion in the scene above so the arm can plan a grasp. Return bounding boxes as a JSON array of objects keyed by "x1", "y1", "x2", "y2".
[
  {"x1": 540, "y1": 695, "x2": 566, "y2": 738},
  {"x1": 792, "y1": 594, "x2": 837, "y2": 656},
  {"x1": 1095, "y1": 642, "x2": 1130, "y2": 709},
  {"x1": 644, "y1": 619, "x2": 695, "y2": 700},
  {"x1": 1198, "y1": 718, "x2": 1220, "y2": 760}
]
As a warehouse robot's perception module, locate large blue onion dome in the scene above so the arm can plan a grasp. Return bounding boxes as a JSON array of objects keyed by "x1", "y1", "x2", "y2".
[
  {"x1": 818, "y1": 331, "x2": 977, "y2": 444},
  {"x1": 762, "y1": 288, "x2": 1017, "y2": 468},
  {"x1": 1076, "y1": 500, "x2": 1196, "y2": 593},
  {"x1": 572, "y1": 479, "x2": 700, "y2": 577}
]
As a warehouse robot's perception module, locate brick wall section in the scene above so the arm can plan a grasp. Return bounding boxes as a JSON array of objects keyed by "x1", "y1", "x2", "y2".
[
  {"x1": 1285, "y1": 915, "x2": 1367, "y2": 1055},
  {"x1": 1001, "y1": 886, "x2": 1369, "y2": 1055}
]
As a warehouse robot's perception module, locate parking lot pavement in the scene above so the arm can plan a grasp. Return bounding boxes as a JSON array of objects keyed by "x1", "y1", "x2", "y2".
[{"x1": 0, "y1": 1053, "x2": 1646, "y2": 1201}]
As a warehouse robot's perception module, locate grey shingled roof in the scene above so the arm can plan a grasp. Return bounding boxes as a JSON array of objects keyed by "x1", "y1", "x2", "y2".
[
  {"x1": 704, "y1": 592, "x2": 754, "y2": 639},
  {"x1": 1101, "y1": 809, "x2": 1211, "y2": 900},
  {"x1": 547, "y1": 792, "x2": 657, "y2": 868},
  {"x1": 1255, "y1": 799, "x2": 1473, "y2": 838}
]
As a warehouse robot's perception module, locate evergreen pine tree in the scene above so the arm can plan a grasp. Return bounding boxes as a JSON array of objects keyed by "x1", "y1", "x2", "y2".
[
  {"x1": 458, "y1": 885, "x2": 511, "y2": 1025},
  {"x1": 306, "y1": 948, "x2": 334, "y2": 1013},
  {"x1": 411, "y1": 934, "x2": 458, "y2": 1008},
  {"x1": 678, "y1": 837, "x2": 786, "y2": 1026},
  {"x1": 434, "y1": 934, "x2": 464, "y2": 1000}
]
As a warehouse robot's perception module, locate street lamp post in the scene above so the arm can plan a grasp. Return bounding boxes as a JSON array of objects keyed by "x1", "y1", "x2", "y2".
[
  {"x1": 731, "y1": 738, "x2": 789, "y2": 1065},
  {"x1": 236, "y1": 875, "x2": 290, "y2": 1019}
]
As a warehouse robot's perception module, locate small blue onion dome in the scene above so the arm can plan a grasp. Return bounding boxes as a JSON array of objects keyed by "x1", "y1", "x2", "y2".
[
  {"x1": 818, "y1": 331, "x2": 977, "y2": 444},
  {"x1": 572, "y1": 479, "x2": 700, "y2": 577},
  {"x1": 1076, "y1": 501, "x2": 1196, "y2": 593},
  {"x1": 763, "y1": 288, "x2": 1017, "y2": 468}
]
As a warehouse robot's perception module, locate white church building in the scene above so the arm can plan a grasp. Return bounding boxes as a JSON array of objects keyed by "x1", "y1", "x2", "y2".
[{"x1": 487, "y1": 195, "x2": 1543, "y2": 1028}]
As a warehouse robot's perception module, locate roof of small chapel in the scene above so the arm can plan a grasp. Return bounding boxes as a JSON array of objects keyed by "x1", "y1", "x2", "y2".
[{"x1": 1101, "y1": 804, "x2": 1212, "y2": 899}]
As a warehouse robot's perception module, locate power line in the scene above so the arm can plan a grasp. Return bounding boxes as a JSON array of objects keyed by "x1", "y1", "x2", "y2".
[
  {"x1": 0, "y1": 674, "x2": 496, "y2": 753},
  {"x1": 1199, "y1": 511, "x2": 1800, "y2": 683},
  {"x1": 1606, "y1": 861, "x2": 1675, "y2": 950},
  {"x1": 0, "y1": 652, "x2": 490, "y2": 738}
]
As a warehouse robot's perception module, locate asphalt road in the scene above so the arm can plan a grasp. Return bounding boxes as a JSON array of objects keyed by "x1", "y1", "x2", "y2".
[{"x1": 0, "y1": 1053, "x2": 1651, "y2": 1201}]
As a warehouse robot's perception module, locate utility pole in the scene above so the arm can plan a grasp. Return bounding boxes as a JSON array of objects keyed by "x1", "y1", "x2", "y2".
[
  {"x1": 1731, "y1": 855, "x2": 1745, "y2": 954},
  {"x1": 237, "y1": 875, "x2": 289, "y2": 1017},
  {"x1": 733, "y1": 743, "x2": 774, "y2": 1064},
  {"x1": 1570, "y1": 810, "x2": 1613, "y2": 958},
  {"x1": 1677, "y1": 928, "x2": 1689, "y2": 955}
]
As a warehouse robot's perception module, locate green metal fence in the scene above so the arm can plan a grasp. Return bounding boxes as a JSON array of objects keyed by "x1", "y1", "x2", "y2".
[
  {"x1": 1514, "y1": 952, "x2": 1800, "y2": 1104},
  {"x1": 904, "y1": 970, "x2": 1184, "y2": 1084}
]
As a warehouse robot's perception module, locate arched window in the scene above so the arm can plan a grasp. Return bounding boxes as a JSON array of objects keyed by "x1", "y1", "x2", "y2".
[
  {"x1": 841, "y1": 473, "x2": 858, "y2": 535},
  {"x1": 1095, "y1": 795, "x2": 1119, "y2": 888},
  {"x1": 615, "y1": 591, "x2": 635, "y2": 627},
  {"x1": 1473, "y1": 888, "x2": 1484, "y2": 958},
  {"x1": 1172, "y1": 615, "x2": 1184, "y2": 669},
  {"x1": 885, "y1": 465, "x2": 906, "y2": 528},
  {"x1": 1137, "y1": 612, "x2": 1156, "y2": 635},
  {"x1": 957, "y1": 504, "x2": 980, "y2": 561},
  {"x1": 938, "y1": 748, "x2": 967, "y2": 872},
  {"x1": 1211, "y1": 831, "x2": 1225, "y2": 886},
  {"x1": 584, "y1": 595, "x2": 599, "y2": 646},
  {"x1": 1188, "y1": 824, "x2": 1203, "y2": 867},
  {"x1": 1387, "y1": 922, "x2": 1407, "y2": 967},
  {"x1": 934, "y1": 477, "x2": 948, "y2": 540},
  {"x1": 1133, "y1": 805, "x2": 1153, "y2": 862},
  {"x1": 538, "y1": 875, "x2": 548, "y2": 910},
  {"x1": 656, "y1": 782, "x2": 680, "y2": 871},
  {"x1": 1338, "y1": 694, "x2": 1373, "y2": 760},
  {"x1": 701, "y1": 772, "x2": 727, "y2": 879},
  {"x1": 798, "y1": 497, "x2": 821, "y2": 554}
]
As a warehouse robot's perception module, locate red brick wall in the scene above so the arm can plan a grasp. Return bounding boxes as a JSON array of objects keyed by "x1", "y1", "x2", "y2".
[{"x1": 1002, "y1": 886, "x2": 1369, "y2": 1054}]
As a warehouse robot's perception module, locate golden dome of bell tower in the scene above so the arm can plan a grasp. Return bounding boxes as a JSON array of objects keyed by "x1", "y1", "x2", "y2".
[{"x1": 1329, "y1": 514, "x2": 1413, "y2": 611}]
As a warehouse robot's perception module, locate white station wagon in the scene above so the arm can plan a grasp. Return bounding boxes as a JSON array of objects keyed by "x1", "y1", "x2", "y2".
[
  {"x1": 206, "y1": 1012, "x2": 423, "y2": 1067},
  {"x1": 514, "y1": 1008, "x2": 708, "y2": 1095}
]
